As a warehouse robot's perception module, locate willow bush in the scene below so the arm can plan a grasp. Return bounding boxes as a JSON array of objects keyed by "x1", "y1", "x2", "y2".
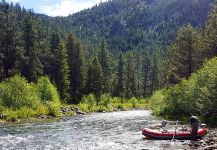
[{"x1": 0, "y1": 75, "x2": 61, "y2": 120}]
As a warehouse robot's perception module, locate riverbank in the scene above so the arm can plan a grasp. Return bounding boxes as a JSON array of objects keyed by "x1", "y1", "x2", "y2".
[
  {"x1": 0, "y1": 101, "x2": 148, "y2": 124},
  {"x1": 183, "y1": 128, "x2": 217, "y2": 149},
  {"x1": 0, "y1": 109, "x2": 216, "y2": 149}
]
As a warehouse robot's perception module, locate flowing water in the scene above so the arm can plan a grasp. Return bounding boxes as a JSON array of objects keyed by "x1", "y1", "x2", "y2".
[{"x1": 0, "y1": 110, "x2": 189, "y2": 150}]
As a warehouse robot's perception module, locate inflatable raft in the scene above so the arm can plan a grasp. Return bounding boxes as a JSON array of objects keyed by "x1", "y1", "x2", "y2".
[{"x1": 142, "y1": 127, "x2": 208, "y2": 140}]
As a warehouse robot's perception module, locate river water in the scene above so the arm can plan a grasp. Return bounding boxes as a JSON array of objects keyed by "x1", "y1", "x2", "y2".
[{"x1": 0, "y1": 110, "x2": 190, "y2": 150}]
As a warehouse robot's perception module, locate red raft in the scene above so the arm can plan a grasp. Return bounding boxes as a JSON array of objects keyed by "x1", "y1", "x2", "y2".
[{"x1": 142, "y1": 128, "x2": 208, "y2": 140}]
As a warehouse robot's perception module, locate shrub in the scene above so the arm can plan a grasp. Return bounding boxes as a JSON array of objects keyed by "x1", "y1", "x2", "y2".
[
  {"x1": 149, "y1": 57, "x2": 217, "y2": 125},
  {"x1": 79, "y1": 94, "x2": 97, "y2": 112},
  {"x1": 0, "y1": 75, "x2": 62, "y2": 119},
  {"x1": 98, "y1": 94, "x2": 112, "y2": 107},
  {"x1": 148, "y1": 89, "x2": 167, "y2": 116},
  {"x1": 35, "y1": 104, "x2": 49, "y2": 116},
  {"x1": 36, "y1": 77, "x2": 60, "y2": 103},
  {"x1": 36, "y1": 77, "x2": 61, "y2": 116},
  {"x1": 128, "y1": 97, "x2": 138, "y2": 108},
  {"x1": 0, "y1": 75, "x2": 40, "y2": 110}
]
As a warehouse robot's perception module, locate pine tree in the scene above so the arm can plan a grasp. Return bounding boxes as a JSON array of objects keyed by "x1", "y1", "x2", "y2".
[
  {"x1": 204, "y1": 1, "x2": 217, "y2": 57},
  {"x1": 142, "y1": 54, "x2": 151, "y2": 97},
  {"x1": 168, "y1": 25, "x2": 203, "y2": 84},
  {"x1": 0, "y1": 2, "x2": 23, "y2": 80},
  {"x1": 22, "y1": 12, "x2": 43, "y2": 82},
  {"x1": 114, "y1": 54, "x2": 125, "y2": 97},
  {"x1": 125, "y1": 53, "x2": 137, "y2": 98},
  {"x1": 86, "y1": 56, "x2": 103, "y2": 99},
  {"x1": 66, "y1": 34, "x2": 85, "y2": 104},
  {"x1": 97, "y1": 40, "x2": 112, "y2": 93},
  {"x1": 48, "y1": 32, "x2": 60, "y2": 82},
  {"x1": 150, "y1": 53, "x2": 159, "y2": 94},
  {"x1": 50, "y1": 32, "x2": 70, "y2": 102}
]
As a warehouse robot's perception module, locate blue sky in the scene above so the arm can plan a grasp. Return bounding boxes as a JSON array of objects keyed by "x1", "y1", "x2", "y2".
[{"x1": 6, "y1": 0, "x2": 107, "y2": 16}]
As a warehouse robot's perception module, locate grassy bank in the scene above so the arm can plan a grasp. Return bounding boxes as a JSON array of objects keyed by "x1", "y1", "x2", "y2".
[
  {"x1": 78, "y1": 94, "x2": 148, "y2": 113},
  {"x1": 148, "y1": 57, "x2": 217, "y2": 126},
  {"x1": 0, "y1": 75, "x2": 148, "y2": 123}
]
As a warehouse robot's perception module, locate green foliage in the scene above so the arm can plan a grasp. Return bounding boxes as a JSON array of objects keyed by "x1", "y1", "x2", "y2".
[
  {"x1": 0, "y1": 75, "x2": 40, "y2": 109},
  {"x1": 149, "y1": 57, "x2": 217, "y2": 125},
  {"x1": 204, "y1": 1, "x2": 217, "y2": 57},
  {"x1": 79, "y1": 93, "x2": 147, "y2": 113},
  {"x1": 97, "y1": 40, "x2": 112, "y2": 93},
  {"x1": 79, "y1": 94, "x2": 97, "y2": 112},
  {"x1": 66, "y1": 34, "x2": 85, "y2": 104},
  {"x1": 50, "y1": 33, "x2": 70, "y2": 102},
  {"x1": 36, "y1": 76, "x2": 60, "y2": 103},
  {"x1": 86, "y1": 57, "x2": 103, "y2": 99},
  {"x1": 0, "y1": 2, "x2": 23, "y2": 80},
  {"x1": 168, "y1": 24, "x2": 204, "y2": 84},
  {"x1": 114, "y1": 54, "x2": 125, "y2": 97},
  {"x1": 0, "y1": 75, "x2": 61, "y2": 120},
  {"x1": 22, "y1": 12, "x2": 43, "y2": 82},
  {"x1": 36, "y1": 76, "x2": 61, "y2": 116}
]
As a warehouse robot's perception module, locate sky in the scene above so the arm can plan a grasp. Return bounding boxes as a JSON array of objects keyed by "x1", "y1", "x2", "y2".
[{"x1": 6, "y1": 0, "x2": 107, "y2": 17}]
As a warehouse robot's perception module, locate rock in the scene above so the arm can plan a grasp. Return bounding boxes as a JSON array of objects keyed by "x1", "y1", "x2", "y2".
[
  {"x1": 76, "y1": 110, "x2": 85, "y2": 115},
  {"x1": 203, "y1": 144, "x2": 217, "y2": 150},
  {"x1": 0, "y1": 114, "x2": 7, "y2": 119},
  {"x1": 39, "y1": 115, "x2": 47, "y2": 119},
  {"x1": 74, "y1": 107, "x2": 85, "y2": 115},
  {"x1": 47, "y1": 115, "x2": 53, "y2": 119}
]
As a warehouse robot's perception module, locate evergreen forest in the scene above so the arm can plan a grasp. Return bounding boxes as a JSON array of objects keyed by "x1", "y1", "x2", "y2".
[{"x1": 0, "y1": 0, "x2": 217, "y2": 125}]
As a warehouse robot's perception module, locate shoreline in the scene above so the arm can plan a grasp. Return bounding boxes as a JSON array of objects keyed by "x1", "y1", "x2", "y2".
[{"x1": 1, "y1": 107, "x2": 216, "y2": 149}]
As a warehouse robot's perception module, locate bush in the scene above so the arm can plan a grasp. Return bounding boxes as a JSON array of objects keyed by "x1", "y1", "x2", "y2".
[
  {"x1": 36, "y1": 77, "x2": 61, "y2": 116},
  {"x1": 149, "y1": 57, "x2": 217, "y2": 125},
  {"x1": 2, "y1": 108, "x2": 36, "y2": 121},
  {"x1": 79, "y1": 94, "x2": 97, "y2": 112},
  {"x1": 148, "y1": 89, "x2": 167, "y2": 116},
  {"x1": 0, "y1": 75, "x2": 40, "y2": 109},
  {"x1": 36, "y1": 77, "x2": 60, "y2": 103},
  {"x1": 35, "y1": 104, "x2": 49, "y2": 116},
  {"x1": 98, "y1": 94, "x2": 112, "y2": 107},
  {"x1": 128, "y1": 97, "x2": 138, "y2": 108},
  {"x1": 0, "y1": 75, "x2": 62, "y2": 120}
]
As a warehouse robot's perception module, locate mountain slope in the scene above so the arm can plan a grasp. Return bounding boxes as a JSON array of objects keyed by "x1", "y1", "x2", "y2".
[{"x1": 44, "y1": 0, "x2": 214, "y2": 52}]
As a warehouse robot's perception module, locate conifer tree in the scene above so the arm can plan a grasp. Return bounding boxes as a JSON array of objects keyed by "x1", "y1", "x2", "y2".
[
  {"x1": 22, "y1": 12, "x2": 43, "y2": 82},
  {"x1": 125, "y1": 53, "x2": 137, "y2": 98},
  {"x1": 97, "y1": 40, "x2": 112, "y2": 93},
  {"x1": 0, "y1": 2, "x2": 23, "y2": 80},
  {"x1": 204, "y1": 2, "x2": 217, "y2": 57},
  {"x1": 50, "y1": 32, "x2": 70, "y2": 102},
  {"x1": 150, "y1": 53, "x2": 159, "y2": 94},
  {"x1": 86, "y1": 56, "x2": 103, "y2": 99},
  {"x1": 168, "y1": 25, "x2": 203, "y2": 84},
  {"x1": 142, "y1": 55, "x2": 151, "y2": 97},
  {"x1": 114, "y1": 54, "x2": 125, "y2": 97},
  {"x1": 66, "y1": 34, "x2": 85, "y2": 104}
]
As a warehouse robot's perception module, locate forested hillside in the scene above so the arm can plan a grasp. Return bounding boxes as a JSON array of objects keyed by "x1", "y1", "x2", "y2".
[
  {"x1": 46, "y1": 0, "x2": 214, "y2": 52},
  {"x1": 0, "y1": 0, "x2": 217, "y2": 123}
]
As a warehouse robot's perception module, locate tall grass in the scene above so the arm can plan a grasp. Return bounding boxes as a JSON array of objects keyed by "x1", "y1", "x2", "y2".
[{"x1": 79, "y1": 93, "x2": 148, "y2": 113}]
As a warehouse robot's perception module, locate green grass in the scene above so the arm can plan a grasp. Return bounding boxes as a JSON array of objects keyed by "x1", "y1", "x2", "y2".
[{"x1": 78, "y1": 94, "x2": 148, "y2": 113}]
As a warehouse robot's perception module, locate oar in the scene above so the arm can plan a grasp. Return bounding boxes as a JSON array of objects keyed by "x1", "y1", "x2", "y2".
[{"x1": 171, "y1": 120, "x2": 179, "y2": 141}]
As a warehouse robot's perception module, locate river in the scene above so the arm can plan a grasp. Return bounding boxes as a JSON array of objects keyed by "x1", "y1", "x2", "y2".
[{"x1": 0, "y1": 110, "x2": 190, "y2": 150}]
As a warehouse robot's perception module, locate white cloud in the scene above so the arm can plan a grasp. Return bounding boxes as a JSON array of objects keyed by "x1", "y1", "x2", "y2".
[
  {"x1": 40, "y1": 0, "x2": 108, "y2": 17},
  {"x1": 6, "y1": 0, "x2": 20, "y2": 2}
]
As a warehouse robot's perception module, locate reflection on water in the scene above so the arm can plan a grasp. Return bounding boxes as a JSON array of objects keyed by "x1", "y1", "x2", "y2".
[{"x1": 0, "y1": 111, "x2": 189, "y2": 150}]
